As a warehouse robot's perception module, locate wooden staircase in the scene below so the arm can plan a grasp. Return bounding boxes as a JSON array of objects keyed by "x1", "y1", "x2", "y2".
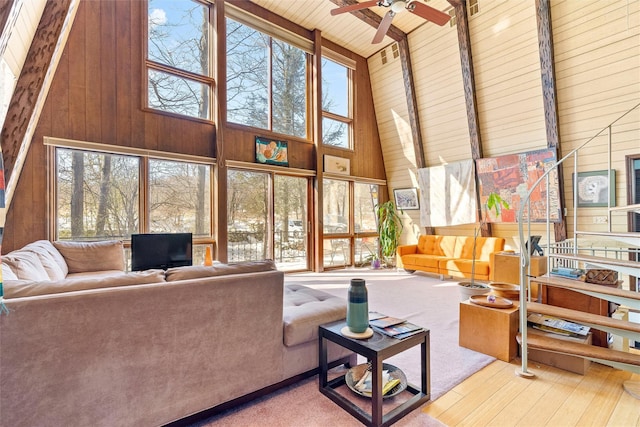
[{"x1": 516, "y1": 103, "x2": 640, "y2": 399}]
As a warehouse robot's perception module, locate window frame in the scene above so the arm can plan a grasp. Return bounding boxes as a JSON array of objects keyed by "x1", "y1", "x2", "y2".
[
  {"x1": 46, "y1": 137, "x2": 216, "y2": 246},
  {"x1": 321, "y1": 49, "x2": 355, "y2": 150},
  {"x1": 224, "y1": 10, "x2": 312, "y2": 140},
  {"x1": 144, "y1": 0, "x2": 215, "y2": 122}
]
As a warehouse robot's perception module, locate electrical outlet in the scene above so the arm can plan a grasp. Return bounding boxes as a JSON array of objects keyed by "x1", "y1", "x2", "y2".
[{"x1": 593, "y1": 216, "x2": 608, "y2": 224}]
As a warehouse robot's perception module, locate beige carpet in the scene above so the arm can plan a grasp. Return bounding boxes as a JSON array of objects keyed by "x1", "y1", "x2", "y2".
[{"x1": 192, "y1": 269, "x2": 495, "y2": 426}]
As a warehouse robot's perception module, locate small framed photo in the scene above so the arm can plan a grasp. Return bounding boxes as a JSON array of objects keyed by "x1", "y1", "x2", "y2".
[
  {"x1": 255, "y1": 136, "x2": 288, "y2": 166},
  {"x1": 393, "y1": 188, "x2": 420, "y2": 210},
  {"x1": 573, "y1": 169, "x2": 616, "y2": 207},
  {"x1": 324, "y1": 154, "x2": 350, "y2": 175}
]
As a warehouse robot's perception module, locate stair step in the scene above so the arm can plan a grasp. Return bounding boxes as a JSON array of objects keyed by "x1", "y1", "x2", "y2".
[
  {"x1": 529, "y1": 275, "x2": 640, "y2": 310},
  {"x1": 517, "y1": 332, "x2": 640, "y2": 367},
  {"x1": 526, "y1": 302, "x2": 640, "y2": 338},
  {"x1": 549, "y1": 253, "x2": 640, "y2": 276}
]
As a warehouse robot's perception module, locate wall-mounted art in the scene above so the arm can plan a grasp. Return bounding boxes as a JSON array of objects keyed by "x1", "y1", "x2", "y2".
[
  {"x1": 324, "y1": 154, "x2": 350, "y2": 175},
  {"x1": 476, "y1": 148, "x2": 561, "y2": 223},
  {"x1": 573, "y1": 170, "x2": 616, "y2": 207},
  {"x1": 255, "y1": 136, "x2": 288, "y2": 166},
  {"x1": 393, "y1": 188, "x2": 420, "y2": 210}
]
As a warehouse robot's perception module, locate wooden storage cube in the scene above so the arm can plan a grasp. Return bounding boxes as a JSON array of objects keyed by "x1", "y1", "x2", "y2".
[
  {"x1": 459, "y1": 300, "x2": 519, "y2": 362},
  {"x1": 526, "y1": 327, "x2": 592, "y2": 375}
]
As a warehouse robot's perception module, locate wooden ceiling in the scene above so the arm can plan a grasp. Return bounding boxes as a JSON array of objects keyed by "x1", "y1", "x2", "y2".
[{"x1": 248, "y1": 0, "x2": 455, "y2": 58}]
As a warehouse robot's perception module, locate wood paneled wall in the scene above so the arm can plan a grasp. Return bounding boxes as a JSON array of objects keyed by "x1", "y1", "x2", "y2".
[{"x1": 2, "y1": 0, "x2": 385, "y2": 252}]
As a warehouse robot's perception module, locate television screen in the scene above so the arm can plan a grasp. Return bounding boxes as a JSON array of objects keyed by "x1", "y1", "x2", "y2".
[{"x1": 131, "y1": 233, "x2": 193, "y2": 271}]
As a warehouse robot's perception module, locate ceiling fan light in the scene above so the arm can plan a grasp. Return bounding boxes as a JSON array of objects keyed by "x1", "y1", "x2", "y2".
[{"x1": 391, "y1": 1, "x2": 407, "y2": 13}]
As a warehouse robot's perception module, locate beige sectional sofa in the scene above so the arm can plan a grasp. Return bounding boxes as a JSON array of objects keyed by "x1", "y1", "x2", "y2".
[
  {"x1": 397, "y1": 234, "x2": 505, "y2": 280},
  {"x1": 0, "y1": 240, "x2": 351, "y2": 426}
]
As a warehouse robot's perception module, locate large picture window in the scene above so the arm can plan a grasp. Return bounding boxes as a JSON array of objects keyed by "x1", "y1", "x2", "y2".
[
  {"x1": 146, "y1": 0, "x2": 212, "y2": 120},
  {"x1": 53, "y1": 144, "x2": 214, "y2": 264},
  {"x1": 226, "y1": 18, "x2": 308, "y2": 139}
]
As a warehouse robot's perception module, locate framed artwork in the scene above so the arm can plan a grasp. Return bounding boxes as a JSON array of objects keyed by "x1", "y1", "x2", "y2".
[
  {"x1": 573, "y1": 169, "x2": 616, "y2": 207},
  {"x1": 324, "y1": 154, "x2": 350, "y2": 175},
  {"x1": 393, "y1": 188, "x2": 420, "y2": 210},
  {"x1": 255, "y1": 136, "x2": 288, "y2": 166},
  {"x1": 476, "y1": 148, "x2": 561, "y2": 223}
]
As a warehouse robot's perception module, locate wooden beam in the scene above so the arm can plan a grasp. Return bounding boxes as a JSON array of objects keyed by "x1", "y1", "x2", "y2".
[
  {"x1": 452, "y1": 0, "x2": 491, "y2": 236},
  {"x1": 0, "y1": 0, "x2": 79, "y2": 212},
  {"x1": 0, "y1": 0, "x2": 16, "y2": 58},
  {"x1": 536, "y1": 0, "x2": 567, "y2": 242},
  {"x1": 328, "y1": 0, "x2": 405, "y2": 42},
  {"x1": 397, "y1": 36, "x2": 435, "y2": 235}
]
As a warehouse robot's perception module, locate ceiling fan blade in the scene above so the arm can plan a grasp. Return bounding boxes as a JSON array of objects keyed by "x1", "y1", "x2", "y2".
[
  {"x1": 372, "y1": 10, "x2": 395, "y2": 44},
  {"x1": 407, "y1": 2, "x2": 450, "y2": 26},
  {"x1": 330, "y1": 0, "x2": 380, "y2": 16}
]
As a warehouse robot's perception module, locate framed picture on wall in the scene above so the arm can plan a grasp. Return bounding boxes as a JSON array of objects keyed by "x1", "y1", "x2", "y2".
[
  {"x1": 324, "y1": 154, "x2": 350, "y2": 175},
  {"x1": 573, "y1": 169, "x2": 616, "y2": 207},
  {"x1": 255, "y1": 136, "x2": 288, "y2": 166},
  {"x1": 393, "y1": 188, "x2": 420, "y2": 210}
]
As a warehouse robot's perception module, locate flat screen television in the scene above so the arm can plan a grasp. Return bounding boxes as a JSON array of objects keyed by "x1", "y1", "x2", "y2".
[{"x1": 131, "y1": 233, "x2": 193, "y2": 271}]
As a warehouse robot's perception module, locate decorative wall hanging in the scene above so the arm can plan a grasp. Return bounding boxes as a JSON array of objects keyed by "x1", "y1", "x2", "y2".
[
  {"x1": 476, "y1": 148, "x2": 561, "y2": 223},
  {"x1": 417, "y1": 160, "x2": 477, "y2": 227},
  {"x1": 573, "y1": 170, "x2": 616, "y2": 207},
  {"x1": 393, "y1": 188, "x2": 420, "y2": 210},
  {"x1": 255, "y1": 136, "x2": 288, "y2": 166},
  {"x1": 324, "y1": 154, "x2": 350, "y2": 175}
]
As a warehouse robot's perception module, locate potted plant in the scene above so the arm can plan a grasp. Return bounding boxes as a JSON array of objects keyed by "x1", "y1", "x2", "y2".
[
  {"x1": 375, "y1": 200, "x2": 404, "y2": 268},
  {"x1": 458, "y1": 192, "x2": 510, "y2": 300}
]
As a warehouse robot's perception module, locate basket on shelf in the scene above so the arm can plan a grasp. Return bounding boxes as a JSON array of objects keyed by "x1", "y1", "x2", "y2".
[{"x1": 584, "y1": 269, "x2": 618, "y2": 286}]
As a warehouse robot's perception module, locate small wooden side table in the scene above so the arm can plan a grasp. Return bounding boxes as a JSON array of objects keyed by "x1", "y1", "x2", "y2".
[{"x1": 459, "y1": 300, "x2": 520, "y2": 362}]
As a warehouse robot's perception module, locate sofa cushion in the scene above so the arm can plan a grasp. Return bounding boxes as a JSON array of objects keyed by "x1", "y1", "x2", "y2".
[
  {"x1": 1, "y1": 250, "x2": 50, "y2": 281},
  {"x1": 2, "y1": 269, "x2": 166, "y2": 298},
  {"x1": 1, "y1": 263, "x2": 18, "y2": 281},
  {"x1": 283, "y1": 284, "x2": 346, "y2": 347},
  {"x1": 164, "y1": 260, "x2": 276, "y2": 281},
  {"x1": 21, "y1": 240, "x2": 69, "y2": 280},
  {"x1": 53, "y1": 240, "x2": 125, "y2": 274}
]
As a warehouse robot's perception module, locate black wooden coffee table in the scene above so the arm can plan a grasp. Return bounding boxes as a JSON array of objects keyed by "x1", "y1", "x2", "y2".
[{"x1": 319, "y1": 320, "x2": 430, "y2": 427}]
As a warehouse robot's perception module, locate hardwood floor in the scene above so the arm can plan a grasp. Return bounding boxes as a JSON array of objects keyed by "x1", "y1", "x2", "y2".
[{"x1": 424, "y1": 357, "x2": 640, "y2": 426}]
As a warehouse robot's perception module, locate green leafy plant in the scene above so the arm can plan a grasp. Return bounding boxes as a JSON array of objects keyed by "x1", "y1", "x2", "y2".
[
  {"x1": 375, "y1": 200, "x2": 404, "y2": 267},
  {"x1": 468, "y1": 192, "x2": 510, "y2": 287}
]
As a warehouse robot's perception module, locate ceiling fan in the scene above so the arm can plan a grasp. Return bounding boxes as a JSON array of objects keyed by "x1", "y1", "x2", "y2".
[{"x1": 330, "y1": 0, "x2": 450, "y2": 44}]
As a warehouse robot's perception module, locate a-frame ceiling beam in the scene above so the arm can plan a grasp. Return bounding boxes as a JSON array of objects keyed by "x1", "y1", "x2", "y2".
[
  {"x1": 328, "y1": 0, "x2": 405, "y2": 41},
  {"x1": 536, "y1": 0, "x2": 567, "y2": 242},
  {"x1": 0, "y1": 0, "x2": 79, "y2": 211},
  {"x1": 450, "y1": 0, "x2": 491, "y2": 236}
]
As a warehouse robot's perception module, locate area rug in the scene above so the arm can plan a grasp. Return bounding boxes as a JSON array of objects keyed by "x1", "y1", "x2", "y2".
[{"x1": 191, "y1": 269, "x2": 495, "y2": 426}]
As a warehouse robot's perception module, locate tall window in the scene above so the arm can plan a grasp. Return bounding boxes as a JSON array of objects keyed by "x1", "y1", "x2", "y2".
[
  {"x1": 54, "y1": 145, "x2": 214, "y2": 263},
  {"x1": 322, "y1": 56, "x2": 352, "y2": 149},
  {"x1": 147, "y1": 0, "x2": 212, "y2": 120},
  {"x1": 226, "y1": 18, "x2": 308, "y2": 139}
]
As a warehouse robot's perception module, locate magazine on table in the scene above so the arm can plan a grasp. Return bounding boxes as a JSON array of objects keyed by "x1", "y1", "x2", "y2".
[{"x1": 373, "y1": 322, "x2": 424, "y2": 339}]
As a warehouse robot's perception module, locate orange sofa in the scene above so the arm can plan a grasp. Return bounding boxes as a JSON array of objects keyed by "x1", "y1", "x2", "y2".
[{"x1": 396, "y1": 235, "x2": 505, "y2": 280}]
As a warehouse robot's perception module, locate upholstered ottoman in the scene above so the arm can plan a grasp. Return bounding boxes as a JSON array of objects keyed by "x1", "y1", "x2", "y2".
[{"x1": 282, "y1": 284, "x2": 355, "y2": 377}]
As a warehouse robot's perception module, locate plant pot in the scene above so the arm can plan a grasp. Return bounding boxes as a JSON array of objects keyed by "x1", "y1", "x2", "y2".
[
  {"x1": 488, "y1": 282, "x2": 520, "y2": 300},
  {"x1": 457, "y1": 281, "x2": 490, "y2": 302},
  {"x1": 371, "y1": 258, "x2": 382, "y2": 269}
]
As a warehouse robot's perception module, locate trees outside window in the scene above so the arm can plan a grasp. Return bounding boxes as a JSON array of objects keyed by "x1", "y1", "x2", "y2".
[
  {"x1": 322, "y1": 57, "x2": 352, "y2": 149},
  {"x1": 55, "y1": 147, "x2": 213, "y2": 265},
  {"x1": 147, "y1": 0, "x2": 212, "y2": 120},
  {"x1": 226, "y1": 18, "x2": 308, "y2": 139}
]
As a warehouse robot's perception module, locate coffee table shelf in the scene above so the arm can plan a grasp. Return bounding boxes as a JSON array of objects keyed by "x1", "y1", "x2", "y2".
[{"x1": 319, "y1": 320, "x2": 430, "y2": 427}]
